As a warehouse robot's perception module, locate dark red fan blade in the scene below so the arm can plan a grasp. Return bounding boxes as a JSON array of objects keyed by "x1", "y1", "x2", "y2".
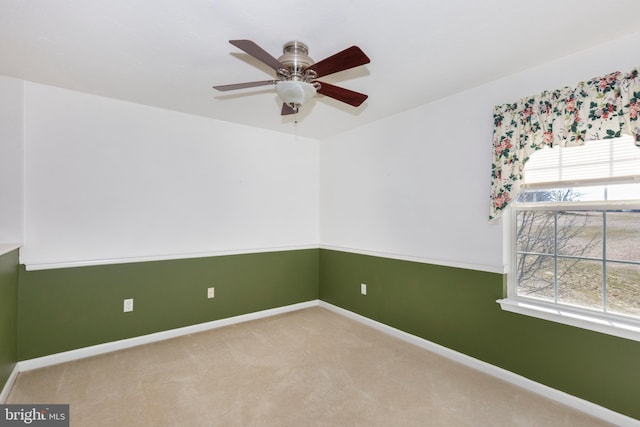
[
  {"x1": 281, "y1": 103, "x2": 297, "y2": 115},
  {"x1": 306, "y1": 46, "x2": 370, "y2": 78},
  {"x1": 229, "y1": 40, "x2": 284, "y2": 71},
  {"x1": 213, "y1": 80, "x2": 277, "y2": 91},
  {"x1": 314, "y1": 81, "x2": 368, "y2": 107}
]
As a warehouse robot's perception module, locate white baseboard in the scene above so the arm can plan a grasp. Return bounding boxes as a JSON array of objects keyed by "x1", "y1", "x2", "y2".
[
  {"x1": 0, "y1": 364, "x2": 19, "y2": 403},
  {"x1": 319, "y1": 301, "x2": 640, "y2": 427},
  {"x1": 18, "y1": 300, "x2": 318, "y2": 372}
]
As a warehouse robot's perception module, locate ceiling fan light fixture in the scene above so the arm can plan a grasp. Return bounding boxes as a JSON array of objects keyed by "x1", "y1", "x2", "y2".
[
  {"x1": 275, "y1": 80, "x2": 316, "y2": 107},
  {"x1": 213, "y1": 40, "x2": 370, "y2": 116}
]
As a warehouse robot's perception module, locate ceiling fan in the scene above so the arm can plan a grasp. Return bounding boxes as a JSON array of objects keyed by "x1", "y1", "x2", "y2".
[{"x1": 213, "y1": 40, "x2": 370, "y2": 116}]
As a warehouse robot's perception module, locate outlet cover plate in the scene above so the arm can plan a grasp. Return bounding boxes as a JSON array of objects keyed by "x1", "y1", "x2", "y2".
[
  {"x1": 207, "y1": 287, "x2": 215, "y2": 299},
  {"x1": 123, "y1": 298, "x2": 134, "y2": 312},
  {"x1": 361, "y1": 283, "x2": 367, "y2": 295}
]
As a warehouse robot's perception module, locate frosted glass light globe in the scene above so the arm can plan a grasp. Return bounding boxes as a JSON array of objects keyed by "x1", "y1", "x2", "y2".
[{"x1": 275, "y1": 81, "x2": 316, "y2": 106}]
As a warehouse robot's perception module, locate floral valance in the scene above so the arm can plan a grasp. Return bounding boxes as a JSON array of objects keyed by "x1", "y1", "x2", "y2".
[{"x1": 489, "y1": 66, "x2": 640, "y2": 221}]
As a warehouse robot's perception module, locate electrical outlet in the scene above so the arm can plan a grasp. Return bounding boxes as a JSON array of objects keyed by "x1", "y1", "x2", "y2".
[
  {"x1": 361, "y1": 283, "x2": 367, "y2": 295},
  {"x1": 207, "y1": 287, "x2": 215, "y2": 299},
  {"x1": 123, "y1": 298, "x2": 134, "y2": 312}
]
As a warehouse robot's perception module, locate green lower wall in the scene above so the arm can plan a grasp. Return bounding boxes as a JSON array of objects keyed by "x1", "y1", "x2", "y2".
[
  {"x1": 11, "y1": 247, "x2": 640, "y2": 420},
  {"x1": 318, "y1": 249, "x2": 640, "y2": 421},
  {"x1": 18, "y1": 249, "x2": 319, "y2": 361},
  {"x1": 0, "y1": 249, "x2": 19, "y2": 391}
]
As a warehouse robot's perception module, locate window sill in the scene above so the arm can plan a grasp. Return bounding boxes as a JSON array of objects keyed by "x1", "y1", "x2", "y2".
[{"x1": 497, "y1": 298, "x2": 640, "y2": 343}]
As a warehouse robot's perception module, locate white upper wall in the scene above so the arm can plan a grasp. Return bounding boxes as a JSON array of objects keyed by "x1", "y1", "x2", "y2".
[
  {"x1": 21, "y1": 83, "x2": 319, "y2": 268},
  {"x1": 9, "y1": 32, "x2": 640, "y2": 271},
  {"x1": 319, "y1": 32, "x2": 640, "y2": 273},
  {"x1": 0, "y1": 76, "x2": 24, "y2": 246}
]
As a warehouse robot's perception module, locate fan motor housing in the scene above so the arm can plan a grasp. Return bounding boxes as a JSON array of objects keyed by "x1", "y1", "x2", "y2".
[{"x1": 278, "y1": 41, "x2": 315, "y2": 81}]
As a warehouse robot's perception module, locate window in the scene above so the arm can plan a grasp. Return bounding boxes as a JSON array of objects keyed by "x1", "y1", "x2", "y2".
[{"x1": 498, "y1": 136, "x2": 640, "y2": 341}]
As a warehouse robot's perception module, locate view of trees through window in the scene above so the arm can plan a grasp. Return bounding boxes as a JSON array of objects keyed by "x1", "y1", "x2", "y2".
[{"x1": 515, "y1": 187, "x2": 640, "y2": 318}]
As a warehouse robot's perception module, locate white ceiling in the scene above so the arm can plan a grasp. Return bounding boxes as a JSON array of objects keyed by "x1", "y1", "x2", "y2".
[{"x1": 1, "y1": 0, "x2": 639, "y2": 139}]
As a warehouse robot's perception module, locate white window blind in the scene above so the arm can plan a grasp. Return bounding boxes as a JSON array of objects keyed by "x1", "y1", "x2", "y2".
[{"x1": 522, "y1": 135, "x2": 640, "y2": 189}]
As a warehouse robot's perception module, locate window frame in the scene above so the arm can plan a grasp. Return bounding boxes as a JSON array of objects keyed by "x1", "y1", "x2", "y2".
[{"x1": 498, "y1": 199, "x2": 640, "y2": 343}]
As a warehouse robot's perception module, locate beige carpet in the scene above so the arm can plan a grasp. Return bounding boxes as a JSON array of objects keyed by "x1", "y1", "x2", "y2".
[{"x1": 7, "y1": 307, "x2": 614, "y2": 426}]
